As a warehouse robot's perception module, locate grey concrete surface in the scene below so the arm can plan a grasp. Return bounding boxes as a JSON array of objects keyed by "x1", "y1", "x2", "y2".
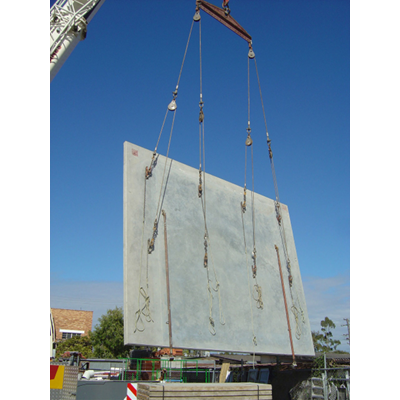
[
  {"x1": 123, "y1": 141, "x2": 314, "y2": 356},
  {"x1": 77, "y1": 380, "x2": 136, "y2": 400}
]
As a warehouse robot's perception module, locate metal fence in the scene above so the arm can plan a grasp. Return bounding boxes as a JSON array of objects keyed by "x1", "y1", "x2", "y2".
[
  {"x1": 288, "y1": 356, "x2": 350, "y2": 400},
  {"x1": 75, "y1": 356, "x2": 349, "y2": 400},
  {"x1": 118, "y1": 358, "x2": 216, "y2": 383},
  {"x1": 309, "y1": 368, "x2": 350, "y2": 400}
]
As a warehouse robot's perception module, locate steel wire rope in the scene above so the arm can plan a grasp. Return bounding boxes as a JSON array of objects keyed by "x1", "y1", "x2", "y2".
[
  {"x1": 154, "y1": 110, "x2": 169, "y2": 155},
  {"x1": 154, "y1": 111, "x2": 176, "y2": 224},
  {"x1": 246, "y1": 57, "x2": 258, "y2": 281},
  {"x1": 200, "y1": 120, "x2": 220, "y2": 335},
  {"x1": 197, "y1": 17, "x2": 224, "y2": 335},
  {"x1": 148, "y1": 16, "x2": 194, "y2": 183},
  {"x1": 248, "y1": 56, "x2": 257, "y2": 257},
  {"x1": 241, "y1": 205, "x2": 258, "y2": 344},
  {"x1": 253, "y1": 55, "x2": 305, "y2": 338},
  {"x1": 147, "y1": 18, "x2": 194, "y2": 254},
  {"x1": 198, "y1": 16, "x2": 215, "y2": 334},
  {"x1": 199, "y1": 17, "x2": 203, "y2": 120},
  {"x1": 154, "y1": 16, "x2": 195, "y2": 217},
  {"x1": 147, "y1": 109, "x2": 169, "y2": 173},
  {"x1": 134, "y1": 175, "x2": 153, "y2": 333},
  {"x1": 136, "y1": 19, "x2": 195, "y2": 331},
  {"x1": 240, "y1": 54, "x2": 261, "y2": 366},
  {"x1": 207, "y1": 239, "x2": 225, "y2": 327},
  {"x1": 247, "y1": 171, "x2": 262, "y2": 311},
  {"x1": 176, "y1": 19, "x2": 195, "y2": 94},
  {"x1": 244, "y1": 140, "x2": 247, "y2": 192},
  {"x1": 137, "y1": 108, "x2": 172, "y2": 331},
  {"x1": 244, "y1": 56, "x2": 263, "y2": 310}
]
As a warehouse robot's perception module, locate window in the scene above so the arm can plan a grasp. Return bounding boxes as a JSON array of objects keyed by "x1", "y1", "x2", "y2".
[
  {"x1": 61, "y1": 332, "x2": 81, "y2": 340},
  {"x1": 60, "y1": 329, "x2": 84, "y2": 340}
]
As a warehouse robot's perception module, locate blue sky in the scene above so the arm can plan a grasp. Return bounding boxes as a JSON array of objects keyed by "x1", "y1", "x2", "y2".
[{"x1": 48, "y1": 0, "x2": 349, "y2": 351}]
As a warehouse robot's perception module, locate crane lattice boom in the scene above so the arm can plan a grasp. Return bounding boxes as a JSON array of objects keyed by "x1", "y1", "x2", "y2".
[{"x1": 50, "y1": 0, "x2": 106, "y2": 82}]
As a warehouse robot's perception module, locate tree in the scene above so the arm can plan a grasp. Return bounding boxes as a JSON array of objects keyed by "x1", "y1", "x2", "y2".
[
  {"x1": 312, "y1": 317, "x2": 341, "y2": 352},
  {"x1": 55, "y1": 334, "x2": 94, "y2": 359},
  {"x1": 91, "y1": 307, "x2": 130, "y2": 358}
]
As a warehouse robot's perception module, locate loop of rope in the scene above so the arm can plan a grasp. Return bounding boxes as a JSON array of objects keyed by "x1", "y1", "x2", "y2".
[
  {"x1": 252, "y1": 284, "x2": 264, "y2": 310},
  {"x1": 207, "y1": 269, "x2": 216, "y2": 336},
  {"x1": 290, "y1": 289, "x2": 306, "y2": 339},
  {"x1": 134, "y1": 310, "x2": 145, "y2": 333},
  {"x1": 134, "y1": 286, "x2": 153, "y2": 333},
  {"x1": 134, "y1": 174, "x2": 154, "y2": 334}
]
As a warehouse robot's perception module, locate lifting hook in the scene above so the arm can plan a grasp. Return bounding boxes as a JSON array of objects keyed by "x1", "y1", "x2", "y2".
[
  {"x1": 148, "y1": 238, "x2": 154, "y2": 254},
  {"x1": 168, "y1": 88, "x2": 178, "y2": 111},
  {"x1": 252, "y1": 247, "x2": 257, "y2": 278},
  {"x1": 199, "y1": 102, "x2": 204, "y2": 123},
  {"x1": 204, "y1": 252, "x2": 208, "y2": 267},
  {"x1": 241, "y1": 186, "x2": 247, "y2": 213},
  {"x1": 222, "y1": 0, "x2": 230, "y2": 16},
  {"x1": 198, "y1": 169, "x2": 203, "y2": 197},
  {"x1": 248, "y1": 45, "x2": 255, "y2": 59},
  {"x1": 245, "y1": 132, "x2": 253, "y2": 146}
]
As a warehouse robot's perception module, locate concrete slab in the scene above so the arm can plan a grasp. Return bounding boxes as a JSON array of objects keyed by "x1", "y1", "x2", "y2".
[{"x1": 123, "y1": 141, "x2": 314, "y2": 356}]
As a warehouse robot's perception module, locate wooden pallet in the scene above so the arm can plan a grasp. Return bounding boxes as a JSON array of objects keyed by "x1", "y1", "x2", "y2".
[{"x1": 137, "y1": 382, "x2": 273, "y2": 400}]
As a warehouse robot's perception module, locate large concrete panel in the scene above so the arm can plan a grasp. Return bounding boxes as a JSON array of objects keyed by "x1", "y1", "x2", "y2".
[{"x1": 123, "y1": 141, "x2": 314, "y2": 356}]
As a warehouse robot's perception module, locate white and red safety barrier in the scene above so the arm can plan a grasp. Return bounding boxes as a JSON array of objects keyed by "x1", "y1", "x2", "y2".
[{"x1": 127, "y1": 383, "x2": 137, "y2": 400}]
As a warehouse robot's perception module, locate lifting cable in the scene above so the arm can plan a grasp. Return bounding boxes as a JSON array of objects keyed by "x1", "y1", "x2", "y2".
[
  {"x1": 240, "y1": 48, "x2": 261, "y2": 360},
  {"x1": 147, "y1": 18, "x2": 195, "y2": 254},
  {"x1": 242, "y1": 51, "x2": 263, "y2": 309},
  {"x1": 134, "y1": 19, "x2": 195, "y2": 334},
  {"x1": 241, "y1": 197, "x2": 258, "y2": 343},
  {"x1": 253, "y1": 55, "x2": 305, "y2": 339},
  {"x1": 134, "y1": 174, "x2": 153, "y2": 333},
  {"x1": 195, "y1": 11, "x2": 225, "y2": 336}
]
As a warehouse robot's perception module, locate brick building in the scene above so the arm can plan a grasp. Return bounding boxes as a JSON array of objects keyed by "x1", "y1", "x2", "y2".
[{"x1": 51, "y1": 308, "x2": 93, "y2": 342}]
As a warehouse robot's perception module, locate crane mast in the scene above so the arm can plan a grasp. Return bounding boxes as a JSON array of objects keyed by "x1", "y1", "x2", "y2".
[{"x1": 50, "y1": 0, "x2": 106, "y2": 82}]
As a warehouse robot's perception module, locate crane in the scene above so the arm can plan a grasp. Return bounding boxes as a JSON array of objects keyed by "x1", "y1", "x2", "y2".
[
  {"x1": 50, "y1": 0, "x2": 107, "y2": 82},
  {"x1": 50, "y1": 0, "x2": 305, "y2": 365},
  {"x1": 195, "y1": 0, "x2": 253, "y2": 53},
  {"x1": 50, "y1": 0, "x2": 250, "y2": 82}
]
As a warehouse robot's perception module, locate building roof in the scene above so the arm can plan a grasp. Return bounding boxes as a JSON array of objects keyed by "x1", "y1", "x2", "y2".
[
  {"x1": 51, "y1": 308, "x2": 93, "y2": 341},
  {"x1": 316, "y1": 352, "x2": 350, "y2": 363},
  {"x1": 211, "y1": 352, "x2": 350, "y2": 367}
]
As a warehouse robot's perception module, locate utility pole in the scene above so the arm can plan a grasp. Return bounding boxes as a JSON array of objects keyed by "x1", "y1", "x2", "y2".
[{"x1": 342, "y1": 318, "x2": 350, "y2": 345}]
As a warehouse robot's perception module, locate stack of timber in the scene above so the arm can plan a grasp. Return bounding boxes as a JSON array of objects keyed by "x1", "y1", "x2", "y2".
[{"x1": 137, "y1": 382, "x2": 273, "y2": 400}]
